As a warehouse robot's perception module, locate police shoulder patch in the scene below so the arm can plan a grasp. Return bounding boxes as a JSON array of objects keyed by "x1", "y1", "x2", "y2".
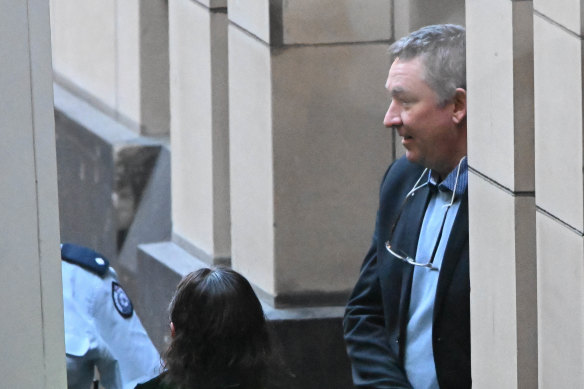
[
  {"x1": 112, "y1": 282, "x2": 133, "y2": 318},
  {"x1": 61, "y1": 243, "x2": 109, "y2": 277}
]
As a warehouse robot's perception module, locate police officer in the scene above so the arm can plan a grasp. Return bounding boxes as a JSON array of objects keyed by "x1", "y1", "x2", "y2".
[{"x1": 61, "y1": 243, "x2": 160, "y2": 389}]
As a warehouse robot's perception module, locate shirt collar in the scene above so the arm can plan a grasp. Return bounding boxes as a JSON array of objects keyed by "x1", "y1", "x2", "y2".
[{"x1": 427, "y1": 156, "x2": 468, "y2": 198}]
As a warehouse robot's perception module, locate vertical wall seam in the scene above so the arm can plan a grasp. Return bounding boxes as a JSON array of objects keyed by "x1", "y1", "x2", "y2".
[
  {"x1": 115, "y1": 0, "x2": 120, "y2": 120},
  {"x1": 511, "y1": 1, "x2": 535, "y2": 193},
  {"x1": 25, "y1": 0, "x2": 48, "y2": 385},
  {"x1": 580, "y1": 37, "x2": 584, "y2": 231}
]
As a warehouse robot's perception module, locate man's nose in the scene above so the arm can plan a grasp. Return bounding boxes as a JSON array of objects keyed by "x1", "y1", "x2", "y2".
[{"x1": 383, "y1": 101, "x2": 401, "y2": 128}]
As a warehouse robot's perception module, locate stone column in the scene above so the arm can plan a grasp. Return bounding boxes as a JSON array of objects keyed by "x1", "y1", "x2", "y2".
[
  {"x1": 50, "y1": 0, "x2": 171, "y2": 271},
  {"x1": 393, "y1": 0, "x2": 466, "y2": 50},
  {"x1": 134, "y1": 0, "x2": 230, "y2": 354},
  {"x1": 0, "y1": 0, "x2": 66, "y2": 387},
  {"x1": 466, "y1": 1, "x2": 537, "y2": 387},
  {"x1": 534, "y1": 2, "x2": 584, "y2": 386},
  {"x1": 50, "y1": 0, "x2": 169, "y2": 135},
  {"x1": 228, "y1": 1, "x2": 391, "y2": 307},
  {"x1": 169, "y1": 0, "x2": 230, "y2": 265}
]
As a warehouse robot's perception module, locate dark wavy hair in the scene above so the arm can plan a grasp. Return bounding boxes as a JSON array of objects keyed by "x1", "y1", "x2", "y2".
[{"x1": 162, "y1": 267, "x2": 271, "y2": 389}]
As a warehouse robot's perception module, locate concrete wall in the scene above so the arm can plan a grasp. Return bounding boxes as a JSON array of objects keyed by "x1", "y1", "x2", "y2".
[
  {"x1": 228, "y1": 0, "x2": 392, "y2": 307},
  {"x1": 45, "y1": 0, "x2": 584, "y2": 387},
  {"x1": 54, "y1": 84, "x2": 167, "y2": 266},
  {"x1": 534, "y1": 1, "x2": 584, "y2": 386},
  {"x1": 467, "y1": 0, "x2": 584, "y2": 387},
  {"x1": 169, "y1": 0, "x2": 230, "y2": 265},
  {"x1": 0, "y1": 0, "x2": 66, "y2": 387},
  {"x1": 394, "y1": 0, "x2": 466, "y2": 43},
  {"x1": 50, "y1": 0, "x2": 170, "y2": 135},
  {"x1": 466, "y1": 1, "x2": 537, "y2": 387}
]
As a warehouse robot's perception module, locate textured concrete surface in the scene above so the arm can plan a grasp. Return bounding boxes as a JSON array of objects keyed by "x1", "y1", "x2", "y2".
[{"x1": 55, "y1": 83, "x2": 170, "y2": 273}]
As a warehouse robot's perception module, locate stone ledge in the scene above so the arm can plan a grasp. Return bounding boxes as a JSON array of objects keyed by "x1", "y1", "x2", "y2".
[{"x1": 54, "y1": 83, "x2": 167, "y2": 263}]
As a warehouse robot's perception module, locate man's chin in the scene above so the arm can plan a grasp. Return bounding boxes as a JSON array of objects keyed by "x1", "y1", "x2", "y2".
[{"x1": 404, "y1": 152, "x2": 420, "y2": 165}]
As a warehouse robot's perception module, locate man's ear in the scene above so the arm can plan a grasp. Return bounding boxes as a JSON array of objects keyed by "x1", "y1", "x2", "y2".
[
  {"x1": 452, "y1": 88, "x2": 467, "y2": 124},
  {"x1": 170, "y1": 322, "x2": 176, "y2": 338}
]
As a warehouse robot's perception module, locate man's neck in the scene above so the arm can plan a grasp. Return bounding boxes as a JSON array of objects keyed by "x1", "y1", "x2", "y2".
[
  {"x1": 431, "y1": 154, "x2": 468, "y2": 182},
  {"x1": 430, "y1": 155, "x2": 467, "y2": 183}
]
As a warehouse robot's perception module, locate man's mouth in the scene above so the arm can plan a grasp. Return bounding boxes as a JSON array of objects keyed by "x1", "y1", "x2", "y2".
[
  {"x1": 392, "y1": 126, "x2": 412, "y2": 141},
  {"x1": 401, "y1": 135, "x2": 413, "y2": 148}
]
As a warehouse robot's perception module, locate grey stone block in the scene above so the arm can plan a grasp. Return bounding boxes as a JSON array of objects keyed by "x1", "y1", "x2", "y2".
[
  {"x1": 136, "y1": 241, "x2": 209, "y2": 353},
  {"x1": 55, "y1": 106, "x2": 117, "y2": 261},
  {"x1": 118, "y1": 144, "x2": 172, "y2": 273},
  {"x1": 265, "y1": 309, "x2": 353, "y2": 389},
  {"x1": 116, "y1": 144, "x2": 172, "y2": 303},
  {"x1": 54, "y1": 84, "x2": 168, "y2": 265}
]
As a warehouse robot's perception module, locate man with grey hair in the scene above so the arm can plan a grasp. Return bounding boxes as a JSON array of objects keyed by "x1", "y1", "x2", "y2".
[{"x1": 344, "y1": 24, "x2": 469, "y2": 388}]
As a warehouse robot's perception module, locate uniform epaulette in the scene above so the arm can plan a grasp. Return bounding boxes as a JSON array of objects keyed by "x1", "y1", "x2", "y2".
[{"x1": 61, "y1": 243, "x2": 109, "y2": 277}]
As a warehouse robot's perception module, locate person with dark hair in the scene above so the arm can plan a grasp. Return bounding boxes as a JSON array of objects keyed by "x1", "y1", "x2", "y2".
[
  {"x1": 344, "y1": 24, "x2": 469, "y2": 388},
  {"x1": 135, "y1": 267, "x2": 271, "y2": 389}
]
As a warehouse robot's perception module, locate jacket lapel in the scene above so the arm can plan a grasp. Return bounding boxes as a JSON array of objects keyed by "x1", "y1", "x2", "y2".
[
  {"x1": 390, "y1": 184, "x2": 434, "y2": 358},
  {"x1": 433, "y1": 192, "x2": 469, "y2": 322},
  {"x1": 390, "y1": 184, "x2": 434, "y2": 256}
]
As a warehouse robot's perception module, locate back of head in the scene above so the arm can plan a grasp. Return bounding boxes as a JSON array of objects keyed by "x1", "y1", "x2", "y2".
[
  {"x1": 164, "y1": 267, "x2": 270, "y2": 389},
  {"x1": 389, "y1": 24, "x2": 466, "y2": 106}
]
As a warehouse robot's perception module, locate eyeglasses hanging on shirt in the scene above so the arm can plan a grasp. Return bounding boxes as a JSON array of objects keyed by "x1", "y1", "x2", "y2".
[{"x1": 385, "y1": 156, "x2": 466, "y2": 271}]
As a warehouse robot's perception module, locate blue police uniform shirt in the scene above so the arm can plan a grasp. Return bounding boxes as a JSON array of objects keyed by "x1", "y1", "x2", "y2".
[
  {"x1": 62, "y1": 244, "x2": 161, "y2": 389},
  {"x1": 404, "y1": 158, "x2": 468, "y2": 389}
]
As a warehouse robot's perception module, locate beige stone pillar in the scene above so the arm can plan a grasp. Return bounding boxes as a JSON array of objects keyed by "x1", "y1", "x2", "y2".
[
  {"x1": 169, "y1": 0, "x2": 230, "y2": 265},
  {"x1": 534, "y1": 2, "x2": 584, "y2": 386},
  {"x1": 0, "y1": 0, "x2": 66, "y2": 387},
  {"x1": 228, "y1": 1, "x2": 392, "y2": 306},
  {"x1": 50, "y1": 0, "x2": 169, "y2": 135},
  {"x1": 393, "y1": 0, "x2": 466, "y2": 50},
  {"x1": 467, "y1": 1, "x2": 537, "y2": 387}
]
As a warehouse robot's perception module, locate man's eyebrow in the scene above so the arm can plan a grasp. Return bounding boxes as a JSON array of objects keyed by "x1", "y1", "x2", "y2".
[{"x1": 388, "y1": 86, "x2": 406, "y2": 97}]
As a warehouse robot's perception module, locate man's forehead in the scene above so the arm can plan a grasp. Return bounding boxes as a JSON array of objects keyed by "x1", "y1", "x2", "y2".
[{"x1": 386, "y1": 57, "x2": 428, "y2": 88}]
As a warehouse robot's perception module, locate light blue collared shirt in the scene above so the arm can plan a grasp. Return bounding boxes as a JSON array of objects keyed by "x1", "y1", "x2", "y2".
[{"x1": 404, "y1": 158, "x2": 467, "y2": 389}]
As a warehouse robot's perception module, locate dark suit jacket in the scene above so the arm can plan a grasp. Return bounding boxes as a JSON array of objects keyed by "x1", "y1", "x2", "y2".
[
  {"x1": 343, "y1": 156, "x2": 470, "y2": 389},
  {"x1": 134, "y1": 373, "x2": 174, "y2": 389}
]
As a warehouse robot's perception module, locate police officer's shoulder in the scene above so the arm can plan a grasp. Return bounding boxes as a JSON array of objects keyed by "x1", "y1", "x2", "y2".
[
  {"x1": 62, "y1": 243, "x2": 135, "y2": 318},
  {"x1": 61, "y1": 243, "x2": 110, "y2": 277}
]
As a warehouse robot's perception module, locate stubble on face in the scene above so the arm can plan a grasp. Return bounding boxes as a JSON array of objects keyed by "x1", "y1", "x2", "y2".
[{"x1": 384, "y1": 58, "x2": 466, "y2": 178}]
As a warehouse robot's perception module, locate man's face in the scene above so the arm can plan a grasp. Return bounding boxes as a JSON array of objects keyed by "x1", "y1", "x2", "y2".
[{"x1": 384, "y1": 57, "x2": 466, "y2": 177}]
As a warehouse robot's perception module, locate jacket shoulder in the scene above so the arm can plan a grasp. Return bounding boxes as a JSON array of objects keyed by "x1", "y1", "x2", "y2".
[
  {"x1": 135, "y1": 373, "x2": 172, "y2": 389},
  {"x1": 380, "y1": 156, "x2": 426, "y2": 196}
]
